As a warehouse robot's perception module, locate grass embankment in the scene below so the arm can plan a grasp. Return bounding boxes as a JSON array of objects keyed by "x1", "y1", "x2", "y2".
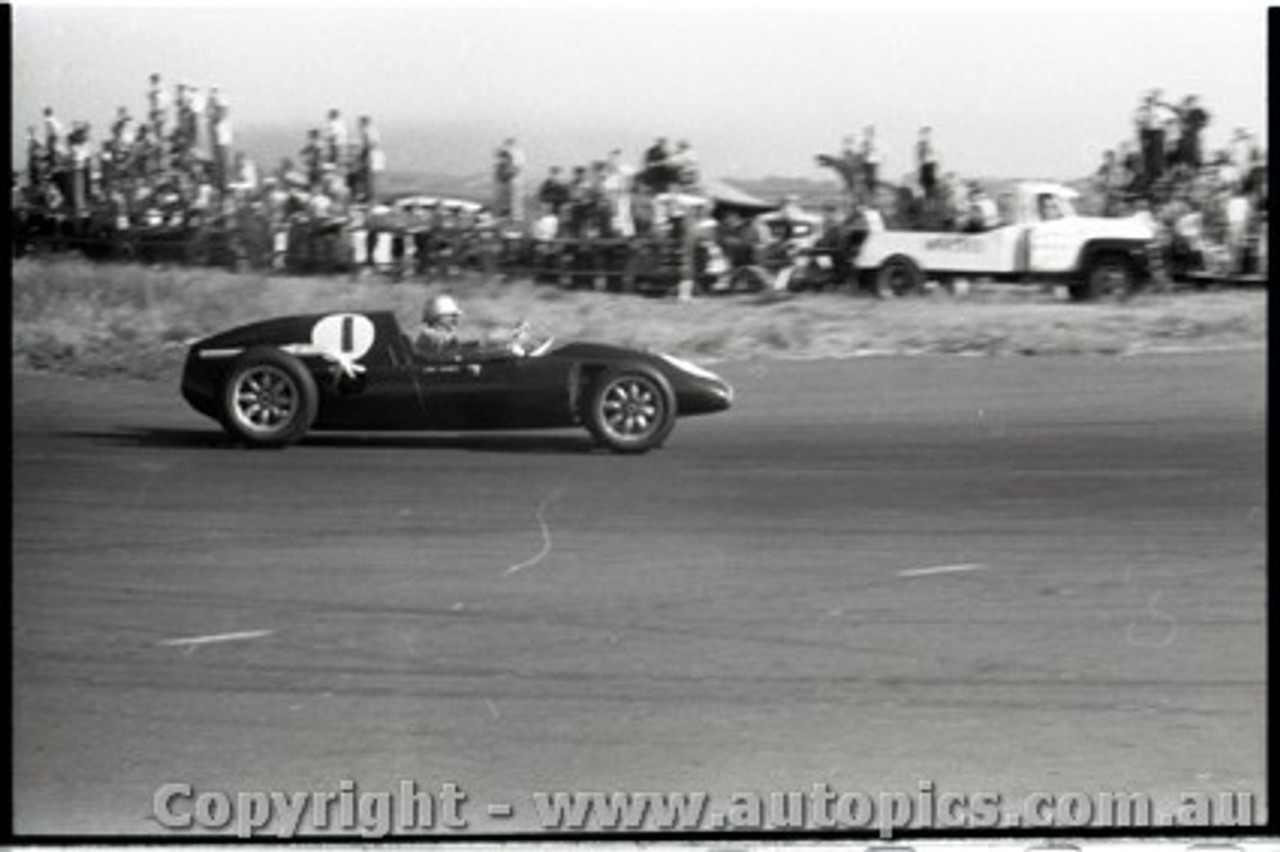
[{"x1": 12, "y1": 257, "x2": 1267, "y2": 381}]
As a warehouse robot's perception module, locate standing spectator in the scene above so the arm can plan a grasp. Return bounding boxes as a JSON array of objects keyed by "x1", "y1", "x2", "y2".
[
  {"x1": 643, "y1": 137, "x2": 672, "y2": 193},
  {"x1": 325, "y1": 108, "x2": 348, "y2": 170},
  {"x1": 935, "y1": 171, "x2": 962, "y2": 229},
  {"x1": 300, "y1": 129, "x2": 324, "y2": 191},
  {"x1": 1176, "y1": 95, "x2": 1210, "y2": 170},
  {"x1": 1215, "y1": 150, "x2": 1241, "y2": 194},
  {"x1": 107, "y1": 109, "x2": 132, "y2": 194},
  {"x1": 131, "y1": 124, "x2": 156, "y2": 186},
  {"x1": 1241, "y1": 146, "x2": 1265, "y2": 203},
  {"x1": 174, "y1": 83, "x2": 192, "y2": 153},
  {"x1": 532, "y1": 199, "x2": 560, "y2": 238},
  {"x1": 321, "y1": 164, "x2": 351, "y2": 213},
  {"x1": 354, "y1": 115, "x2": 384, "y2": 202},
  {"x1": 671, "y1": 140, "x2": 701, "y2": 191},
  {"x1": 1161, "y1": 104, "x2": 1183, "y2": 173},
  {"x1": 601, "y1": 156, "x2": 637, "y2": 291},
  {"x1": 147, "y1": 73, "x2": 168, "y2": 142},
  {"x1": 839, "y1": 133, "x2": 858, "y2": 164},
  {"x1": 837, "y1": 134, "x2": 865, "y2": 208},
  {"x1": 1230, "y1": 128, "x2": 1253, "y2": 172},
  {"x1": 207, "y1": 87, "x2": 233, "y2": 193},
  {"x1": 964, "y1": 181, "x2": 1000, "y2": 232},
  {"x1": 1094, "y1": 149, "x2": 1131, "y2": 216},
  {"x1": 861, "y1": 125, "x2": 881, "y2": 199},
  {"x1": 229, "y1": 152, "x2": 259, "y2": 200},
  {"x1": 98, "y1": 137, "x2": 119, "y2": 196},
  {"x1": 587, "y1": 160, "x2": 613, "y2": 236},
  {"x1": 1117, "y1": 140, "x2": 1142, "y2": 200},
  {"x1": 110, "y1": 107, "x2": 135, "y2": 152},
  {"x1": 538, "y1": 165, "x2": 570, "y2": 216},
  {"x1": 602, "y1": 149, "x2": 635, "y2": 238},
  {"x1": 916, "y1": 126, "x2": 939, "y2": 200},
  {"x1": 185, "y1": 85, "x2": 206, "y2": 152},
  {"x1": 816, "y1": 145, "x2": 861, "y2": 215},
  {"x1": 42, "y1": 107, "x2": 64, "y2": 170},
  {"x1": 493, "y1": 137, "x2": 526, "y2": 224},
  {"x1": 67, "y1": 122, "x2": 93, "y2": 217},
  {"x1": 1134, "y1": 90, "x2": 1169, "y2": 191},
  {"x1": 25, "y1": 126, "x2": 45, "y2": 190},
  {"x1": 278, "y1": 156, "x2": 307, "y2": 192},
  {"x1": 563, "y1": 165, "x2": 591, "y2": 238}
]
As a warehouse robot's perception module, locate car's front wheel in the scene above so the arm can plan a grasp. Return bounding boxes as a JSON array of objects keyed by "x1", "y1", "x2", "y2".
[
  {"x1": 220, "y1": 348, "x2": 318, "y2": 448},
  {"x1": 583, "y1": 366, "x2": 676, "y2": 454}
]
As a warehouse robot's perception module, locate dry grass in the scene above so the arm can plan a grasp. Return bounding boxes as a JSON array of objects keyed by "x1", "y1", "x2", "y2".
[{"x1": 11, "y1": 257, "x2": 1267, "y2": 381}]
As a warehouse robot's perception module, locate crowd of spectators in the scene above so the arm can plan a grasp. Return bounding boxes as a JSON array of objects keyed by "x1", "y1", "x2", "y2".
[
  {"x1": 1091, "y1": 89, "x2": 1266, "y2": 280},
  {"x1": 13, "y1": 73, "x2": 388, "y2": 271},
  {"x1": 815, "y1": 124, "x2": 1007, "y2": 236},
  {"x1": 11, "y1": 78, "x2": 1267, "y2": 288},
  {"x1": 526, "y1": 137, "x2": 703, "y2": 242}
]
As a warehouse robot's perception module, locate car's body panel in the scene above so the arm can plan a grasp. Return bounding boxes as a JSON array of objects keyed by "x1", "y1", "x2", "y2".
[{"x1": 181, "y1": 311, "x2": 732, "y2": 435}]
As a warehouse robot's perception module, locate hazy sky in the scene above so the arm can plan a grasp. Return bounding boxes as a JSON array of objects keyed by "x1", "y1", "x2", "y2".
[{"x1": 11, "y1": 1, "x2": 1271, "y2": 182}]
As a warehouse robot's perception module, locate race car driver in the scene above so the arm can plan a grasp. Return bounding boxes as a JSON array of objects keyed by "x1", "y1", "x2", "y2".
[
  {"x1": 413, "y1": 294, "x2": 532, "y2": 360},
  {"x1": 413, "y1": 293, "x2": 465, "y2": 359}
]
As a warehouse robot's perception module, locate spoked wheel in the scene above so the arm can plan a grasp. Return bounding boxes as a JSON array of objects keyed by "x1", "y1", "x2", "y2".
[
  {"x1": 583, "y1": 367, "x2": 676, "y2": 454},
  {"x1": 220, "y1": 348, "x2": 318, "y2": 448}
]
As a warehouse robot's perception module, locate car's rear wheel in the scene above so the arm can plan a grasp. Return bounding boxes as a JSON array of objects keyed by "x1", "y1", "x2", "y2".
[
  {"x1": 220, "y1": 348, "x2": 318, "y2": 448},
  {"x1": 583, "y1": 366, "x2": 676, "y2": 454}
]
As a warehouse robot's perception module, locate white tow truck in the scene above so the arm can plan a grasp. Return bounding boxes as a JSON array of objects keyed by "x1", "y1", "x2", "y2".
[{"x1": 854, "y1": 182, "x2": 1156, "y2": 300}]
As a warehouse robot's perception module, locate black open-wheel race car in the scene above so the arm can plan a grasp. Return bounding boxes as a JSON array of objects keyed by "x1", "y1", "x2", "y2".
[{"x1": 181, "y1": 311, "x2": 733, "y2": 454}]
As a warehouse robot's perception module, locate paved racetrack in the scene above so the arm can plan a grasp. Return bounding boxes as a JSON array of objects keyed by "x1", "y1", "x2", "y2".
[{"x1": 12, "y1": 352, "x2": 1266, "y2": 835}]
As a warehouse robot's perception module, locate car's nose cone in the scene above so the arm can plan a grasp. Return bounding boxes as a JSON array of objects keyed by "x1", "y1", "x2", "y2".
[{"x1": 713, "y1": 380, "x2": 733, "y2": 409}]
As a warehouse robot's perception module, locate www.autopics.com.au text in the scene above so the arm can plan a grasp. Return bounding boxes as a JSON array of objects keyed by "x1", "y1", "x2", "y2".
[{"x1": 151, "y1": 780, "x2": 1262, "y2": 837}]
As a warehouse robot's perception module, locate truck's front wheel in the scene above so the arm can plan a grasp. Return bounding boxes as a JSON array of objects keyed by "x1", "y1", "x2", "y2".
[{"x1": 1072, "y1": 253, "x2": 1135, "y2": 302}]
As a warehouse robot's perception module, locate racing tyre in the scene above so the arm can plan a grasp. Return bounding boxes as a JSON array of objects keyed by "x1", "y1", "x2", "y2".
[
  {"x1": 583, "y1": 366, "x2": 676, "y2": 454},
  {"x1": 1071, "y1": 253, "x2": 1135, "y2": 302},
  {"x1": 220, "y1": 348, "x2": 319, "y2": 448},
  {"x1": 874, "y1": 255, "x2": 925, "y2": 298}
]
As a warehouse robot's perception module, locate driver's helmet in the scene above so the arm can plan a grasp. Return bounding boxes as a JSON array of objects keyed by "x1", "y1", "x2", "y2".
[{"x1": 423, "y1": 294, "x2": 462, "y2": 324}]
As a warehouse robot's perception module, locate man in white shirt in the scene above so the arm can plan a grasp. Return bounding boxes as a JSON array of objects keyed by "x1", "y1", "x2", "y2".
[
  {"x1": 965, "y1": 182, "x2": 1000, "y2": 232},
  {"x1": 208, "y1": 88, "x2": 233, "y2": 192},
  {"x1": 325, "y1": 108, "x2": 348, "y2": 170},
  {"x1": 183, "y1": 86, "x2": 205, "y2": 153},
  {"x1": 43, "y1": 107, "x2": 64, "y2": 166},
  {"x1": 602, "y1": 149, "x2": 635, "y2": 238}
]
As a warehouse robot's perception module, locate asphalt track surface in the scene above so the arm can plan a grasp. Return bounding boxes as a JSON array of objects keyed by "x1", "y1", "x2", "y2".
[{"x1": 13, "y1": 352, "x2": 1266, "y2": 835}]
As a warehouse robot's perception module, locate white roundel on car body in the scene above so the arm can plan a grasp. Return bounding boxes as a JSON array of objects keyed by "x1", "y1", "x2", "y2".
[{"x1": 311, "y1": 313, "x2": 376, "y2": 362}]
